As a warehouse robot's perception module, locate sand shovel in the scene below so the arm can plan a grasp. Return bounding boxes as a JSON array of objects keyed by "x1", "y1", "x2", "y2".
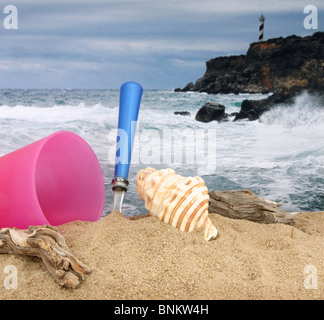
[{"x1": 112, "y1": 82, "x2": 143, "y2": 214}]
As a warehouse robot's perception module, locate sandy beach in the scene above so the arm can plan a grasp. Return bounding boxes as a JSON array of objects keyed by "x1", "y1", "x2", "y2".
[{"x1": 0, "y1": 209, "x2": 323, "y2": 300}]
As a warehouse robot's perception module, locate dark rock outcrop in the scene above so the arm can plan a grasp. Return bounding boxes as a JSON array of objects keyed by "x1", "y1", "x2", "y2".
[
  {"x1": 180, "y1": 32, "x2": 324, "y2": 95},
  {"x1": 174, "y1": 82, "x2": 194, "y2": 92},
  {"x1": 174, "y1": 111, "x2": 191, "y2": 116},
  {"x1": 177, "y1": 32, "x2": 324, "y2": 120},
  {"x1": 234, "y1": 90, "x2": 297, "y2": 121},
  {"x1": 195, "y1": 102, "x2": 228, "y2": 122}
]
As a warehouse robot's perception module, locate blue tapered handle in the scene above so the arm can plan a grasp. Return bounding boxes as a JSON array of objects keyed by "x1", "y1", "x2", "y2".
[{"x1": 114, "y1": 82, "x2": 143, "y2": 179}]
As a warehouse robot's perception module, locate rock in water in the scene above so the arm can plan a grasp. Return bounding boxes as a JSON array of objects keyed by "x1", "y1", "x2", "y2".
[
  {"x1": 195, "y1": 102, "x2": 228, "y2": 122},
  {"x1": 136, "y1": 167, "x2": 218, "y2": 241},
  {"x1": 234, "y1": 91, "x2": 296, "y2": 121},
  {"x1": 174, "y1": 111, "x2": 191, "y2": 116}
]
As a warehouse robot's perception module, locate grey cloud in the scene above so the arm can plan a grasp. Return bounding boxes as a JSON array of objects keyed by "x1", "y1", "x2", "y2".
[{"x1": 0, "y1": 0, "x2": 322, "y2": 89}]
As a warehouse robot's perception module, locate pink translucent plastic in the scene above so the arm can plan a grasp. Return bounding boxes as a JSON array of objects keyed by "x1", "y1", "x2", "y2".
[{"x1": 0, "y1": 131, "x2": 105, "y2": 229}]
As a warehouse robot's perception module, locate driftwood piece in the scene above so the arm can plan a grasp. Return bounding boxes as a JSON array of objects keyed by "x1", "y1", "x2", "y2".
[
  {"x1": 128, "y1": 213, "x2": 151, "y2": 220},
  {"x1": 209, "y1": 190, "x2": 297, "y2": 225},
  {"x1": 0, "y1": 225, "x2": 92, "y2": 288}
]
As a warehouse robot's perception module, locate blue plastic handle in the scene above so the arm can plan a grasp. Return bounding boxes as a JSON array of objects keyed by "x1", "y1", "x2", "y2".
[{"x1": 114, "y1": 82, "x2": 143, "y2": 179}]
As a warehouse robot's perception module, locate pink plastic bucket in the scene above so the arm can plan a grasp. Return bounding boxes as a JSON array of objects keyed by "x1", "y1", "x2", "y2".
[{"x1": 0, "y1": 131, "x2": 105, "y2": 229}]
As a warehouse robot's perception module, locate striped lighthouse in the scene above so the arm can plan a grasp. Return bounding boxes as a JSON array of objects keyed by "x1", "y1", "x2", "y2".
[{"x1": 259, "y1": 14, "x2": 265, "y2": 41}]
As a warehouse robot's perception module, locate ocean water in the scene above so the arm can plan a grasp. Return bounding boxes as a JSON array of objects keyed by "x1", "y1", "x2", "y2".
[{"x1": 0, "y1": 89, "x2": 323, "y2": 217}]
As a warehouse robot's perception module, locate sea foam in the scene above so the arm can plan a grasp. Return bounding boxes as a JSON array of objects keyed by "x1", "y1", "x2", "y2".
[{"x1": 0, "y1": 89, "x2": 323, "y2": 215}]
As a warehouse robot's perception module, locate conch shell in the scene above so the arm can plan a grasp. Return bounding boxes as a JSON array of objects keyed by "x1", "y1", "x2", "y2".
[{"x1": 136, "y1": 168, "x2": 218, "y2": 241}]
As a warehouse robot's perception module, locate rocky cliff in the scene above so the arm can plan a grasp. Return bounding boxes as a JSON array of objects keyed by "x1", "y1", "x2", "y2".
[
  {"x1": 177, "y1": 32, "x2": 324, "y2": 95},
  {"x1": 175, "y1": 32, "x2": 324, "y2": 120}
]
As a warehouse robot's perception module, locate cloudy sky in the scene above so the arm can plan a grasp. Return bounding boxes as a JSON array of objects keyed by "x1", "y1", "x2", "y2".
[{"x1": 0, "y1": 0, "x2": 323, "y2": 89}]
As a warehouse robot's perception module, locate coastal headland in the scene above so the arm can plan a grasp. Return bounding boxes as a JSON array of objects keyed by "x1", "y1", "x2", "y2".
[{"x1": 175, "y1": 32, "x2": 324, "y2": 120}]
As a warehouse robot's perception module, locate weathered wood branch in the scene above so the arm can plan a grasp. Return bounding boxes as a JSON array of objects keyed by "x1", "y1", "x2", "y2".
[
  {"x1": 208, "y1": 190, "x2": 297, "y2": 225},
  {"x1": 0, "y1": 225, "x2": 92, "y2": 288},
  {"x1": 128, "y1": 213, "x2": 151, "y2": 220}
]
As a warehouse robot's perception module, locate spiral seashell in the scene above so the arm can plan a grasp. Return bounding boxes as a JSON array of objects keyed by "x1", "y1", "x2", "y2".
[{"x1": 136, "y1": 167, "x2": 218, "y2": 241}]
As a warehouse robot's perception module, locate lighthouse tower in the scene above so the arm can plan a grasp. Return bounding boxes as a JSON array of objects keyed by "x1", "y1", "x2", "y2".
[{"x1": 259, "y1": 15, "x2": 265, "y2": 41}]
